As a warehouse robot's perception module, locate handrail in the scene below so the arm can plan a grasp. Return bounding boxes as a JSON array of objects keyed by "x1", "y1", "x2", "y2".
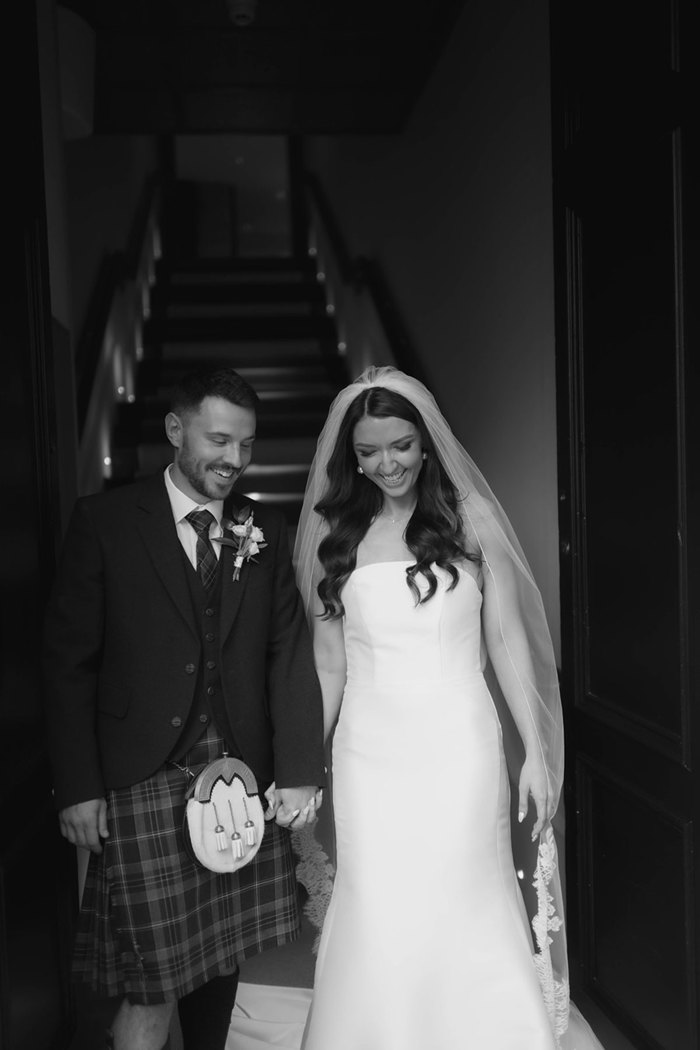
[
  {"x1": 125, "y1": 172, "x2": 160, "y2": 273},
  {"x1": 304, "y1": 172, "x2": 427, "y2": 386},
  {"x1": 75, "y1": 173, "x2": 160, "y2": 437},
  {"x1": 75, "y1": 252, "x2": 126, "y2": 433},
  {"x1": 304, "y1": 172, "x2": 356, "y2": 286},
  {"x1": 75, "y1": 175, "x2": 162, "y2": 494}
]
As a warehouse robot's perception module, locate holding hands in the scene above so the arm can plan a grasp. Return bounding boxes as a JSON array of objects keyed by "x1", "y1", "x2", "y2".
[{"x1": 264, "y1": 783, "x2": 323, "y2": 829}]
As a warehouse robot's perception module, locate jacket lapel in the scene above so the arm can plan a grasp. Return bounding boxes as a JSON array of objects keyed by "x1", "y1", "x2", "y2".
[
  {"x1": 219, "y1": 495, "x2": 251, "y2": 643},
  {"x1": 135, "y1": 475, "x2": 198, "y2": 639}
]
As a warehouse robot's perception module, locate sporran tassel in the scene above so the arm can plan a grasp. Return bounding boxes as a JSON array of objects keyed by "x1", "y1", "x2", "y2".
[
  {"x1": 212, "y1": 803, "x2": 228, "y2": 852},
  {"x1": 228, "y1": 800, "x2": 246, "y2": 859},
  {"x1": 243, "y1": 797, "x2": 257, "y2": 846}
]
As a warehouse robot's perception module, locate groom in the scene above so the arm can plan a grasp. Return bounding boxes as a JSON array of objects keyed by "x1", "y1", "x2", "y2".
[{"x1": 42, "y1": 366, "x2": 326, "y2": 1050}]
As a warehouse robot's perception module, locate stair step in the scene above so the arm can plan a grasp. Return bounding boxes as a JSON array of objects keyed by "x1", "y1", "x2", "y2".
[
  {"x1": 238, "y1": 436, "x2": 319, "y2": 465},
  {"x1": 243, "y1": 463, "x2": 311, "y2": 493},
  {"x1": 119, "y1": 414, "x2": 327, "y2": 446},
  {"x1": 167, "y1": 271, "x2": 315, "y2": 286},
  {"x1": 162, "y1": 302, "x2": 324, "y2": 319},
  {"x1": 240, "y1": 490, "x2": 305, "y2": 508},
  {"x1": 158, "y1": 342, "x2": 329, "y2": 364},
  {"x1": 132, "y1": 389, "x2": 333, "y2": 416},
  {"x1": 137, "y1": 359, "x2": 332, "y2": 395},
  {"x1": 242, "y1": 495, "x2": 303, "y2": 525},
  {"x1": 145, "y1": 315, "x2": 336, "y2": 343},
  {"x1": 161, "y1": 371, "x2": 334, "y2": 397},
  {"x1": 158, "y1": 257, "x2": 317, "y2": 284},
  {"x1": 152, "y1": 281, "x2": 325, "y2": 308}
]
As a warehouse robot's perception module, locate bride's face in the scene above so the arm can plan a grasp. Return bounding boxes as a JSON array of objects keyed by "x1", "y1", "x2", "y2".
[{"x1": 352, "y1": 415, "x2": 424, "y2": 500}]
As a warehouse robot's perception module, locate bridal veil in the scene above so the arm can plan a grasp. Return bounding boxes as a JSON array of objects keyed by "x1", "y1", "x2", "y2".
[{"x1": 294, "y1": 365, "x2": 601, "y2": 1048}]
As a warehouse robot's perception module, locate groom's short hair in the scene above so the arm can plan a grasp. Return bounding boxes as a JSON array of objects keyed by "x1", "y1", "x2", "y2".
[{"x1": 170, "y1": 366, "x2": 259, "y2": 416}]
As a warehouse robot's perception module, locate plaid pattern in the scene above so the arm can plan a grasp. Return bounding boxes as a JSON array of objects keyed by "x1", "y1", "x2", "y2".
[
  {"x1": 186, "y1": 509, "x2": 218, "y2": 591},
  {"x1": 73, "y1": 726, "x2": 300, "y2": 1004}
]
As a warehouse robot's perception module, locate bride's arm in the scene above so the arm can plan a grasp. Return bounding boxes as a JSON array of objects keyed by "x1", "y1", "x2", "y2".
[
  {"x1": 312, "y1": 610, "x2": 347, "y2": 743},
  {"x1": 480, "y1": 556, "x2": 552, "y2": 840}
]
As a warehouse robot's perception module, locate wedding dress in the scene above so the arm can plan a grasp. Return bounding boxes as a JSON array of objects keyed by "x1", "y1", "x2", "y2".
[
  {"x1": 302, "y1": 560, "x2": 559, "y2": 1050},
  {"x1": 294, "y1": 366, "x2": 606, "y2": 1050}
]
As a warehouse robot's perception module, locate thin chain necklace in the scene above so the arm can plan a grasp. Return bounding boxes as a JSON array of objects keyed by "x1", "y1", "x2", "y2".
[{"x1": 378, "y1": 505, "x2": 416, "y2": 525}]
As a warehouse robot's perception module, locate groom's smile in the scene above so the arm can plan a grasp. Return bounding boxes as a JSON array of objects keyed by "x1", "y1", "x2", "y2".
[{"x1": 166, "y1": 395, "x2": 257, "y2": 503}]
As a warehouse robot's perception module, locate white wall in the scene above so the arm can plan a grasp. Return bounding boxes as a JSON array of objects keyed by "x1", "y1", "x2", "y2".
[{"x1": 306, "y1": 0, "x2": 559, "y2": 654}]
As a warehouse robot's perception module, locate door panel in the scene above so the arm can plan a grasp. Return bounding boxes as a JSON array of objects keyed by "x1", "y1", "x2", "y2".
[
  {"x1": 580, "y1": 130, "x2": 683, "y2": 754},
  {"x1": 579, "y1": 760, "x2": 693, "y2": 1047},
  {"x1": 551, "y1": 1, "x2": 699, "y2": 1046}
]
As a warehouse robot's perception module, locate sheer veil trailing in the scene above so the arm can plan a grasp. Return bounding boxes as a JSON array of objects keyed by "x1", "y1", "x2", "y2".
[{"x1": 293, "y1": 366, "x2": 603, "y2": 1049}]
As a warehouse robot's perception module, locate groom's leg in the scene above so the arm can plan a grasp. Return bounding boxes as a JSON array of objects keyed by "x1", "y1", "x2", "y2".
[
  {"x1": 109, "y1": 999, "x2": 174, "y2": 1050},
  {"x1": 177, "y1": 971, "x2": 240, "y2": 1050}
]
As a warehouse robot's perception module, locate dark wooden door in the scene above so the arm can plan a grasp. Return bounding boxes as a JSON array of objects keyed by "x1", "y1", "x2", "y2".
[
  {"x1": 0, "y1": 4, "x2": 76, "y2": 1049},
  {"x1": 551, "y1": 1, "x2": 699, "y2": 1047}
]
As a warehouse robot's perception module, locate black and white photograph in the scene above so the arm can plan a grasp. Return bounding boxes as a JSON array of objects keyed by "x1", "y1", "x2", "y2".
[{"x1": 1, "y1": 1, "x2": 697, "y2": 1049}]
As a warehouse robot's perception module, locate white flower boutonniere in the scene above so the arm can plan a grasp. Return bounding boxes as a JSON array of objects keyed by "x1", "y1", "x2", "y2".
[{"x1": 214, "y1": 505, "x2": 267, "y2": 582}]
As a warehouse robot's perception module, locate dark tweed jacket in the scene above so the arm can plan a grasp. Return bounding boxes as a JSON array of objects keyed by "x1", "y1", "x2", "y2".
[{"x1": 42, "y1": 473, "x2": 326, "y2": 810}]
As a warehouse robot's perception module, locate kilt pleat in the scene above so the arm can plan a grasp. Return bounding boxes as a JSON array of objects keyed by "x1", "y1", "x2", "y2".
[{"x1": 72, "y1": 727, "x2": 300, "y2": 1004}]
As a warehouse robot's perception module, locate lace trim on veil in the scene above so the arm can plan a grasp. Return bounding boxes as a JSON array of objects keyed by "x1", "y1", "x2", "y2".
[
  {"x1": 532, "y1": 826, "x2": 570, "y2": 1044},
  {"x1": 292, "y1": 826, "x2": 336, "y2": 953}
]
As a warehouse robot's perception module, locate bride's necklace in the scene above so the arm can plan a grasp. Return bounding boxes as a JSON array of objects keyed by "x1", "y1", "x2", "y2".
[{"x1": 378, "y1": 505, "x2": 416, "y2": 525}]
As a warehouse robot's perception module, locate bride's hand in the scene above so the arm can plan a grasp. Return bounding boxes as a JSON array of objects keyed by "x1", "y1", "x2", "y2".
[{"x1": 518, "y1": 753, "x2": 550, "y2": 842}]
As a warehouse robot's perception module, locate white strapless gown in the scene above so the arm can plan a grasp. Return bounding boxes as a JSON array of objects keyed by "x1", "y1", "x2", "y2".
[{"x1": 301, "y1": 561, "x2": 559, "y2": 1050}]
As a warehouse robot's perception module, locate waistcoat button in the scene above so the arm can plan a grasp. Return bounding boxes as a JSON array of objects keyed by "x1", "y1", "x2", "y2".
[
  {"x1": 206, "y1": 660, "x2": 216, "y2": 670},
  {"x1": 171, "y1": 716, "x2": 182, "y2": 728},
  {"x1": 199, "y1": 714, "x2": 209, "y2": 724},
  {"x1": 185, "y1": 663, "x2": 195, "y2": 674}
]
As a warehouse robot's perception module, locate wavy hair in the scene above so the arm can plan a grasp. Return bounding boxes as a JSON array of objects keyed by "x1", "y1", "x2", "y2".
[{"x1": 315, "y1": 386, "x2": 479, "y2": 618}]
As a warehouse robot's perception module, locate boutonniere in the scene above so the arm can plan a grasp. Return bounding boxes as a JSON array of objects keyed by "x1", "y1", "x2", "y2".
[{"x1": 214, "y1": 505, "x2": 267, "y2": 582}]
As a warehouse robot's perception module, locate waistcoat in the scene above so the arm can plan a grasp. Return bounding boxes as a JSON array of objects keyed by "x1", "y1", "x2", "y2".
[{"x1": 169, "y1": 551, "x2": 240, "y2": 761}]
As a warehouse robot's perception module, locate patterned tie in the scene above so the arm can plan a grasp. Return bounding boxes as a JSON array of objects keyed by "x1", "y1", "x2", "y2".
[{"x1": 186, "y1": 509, "x2": 218, "y2": 591}]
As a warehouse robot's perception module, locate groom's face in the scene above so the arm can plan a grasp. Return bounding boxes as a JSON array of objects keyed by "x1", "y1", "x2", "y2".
[{"x1": 166, "y1": 395, "x2": 256, "y2": 503}]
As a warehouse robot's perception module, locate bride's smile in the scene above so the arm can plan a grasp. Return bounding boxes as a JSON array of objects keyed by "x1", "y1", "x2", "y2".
[{"x1": 352, "y1": 415, "x2": 425, "y2": 508}]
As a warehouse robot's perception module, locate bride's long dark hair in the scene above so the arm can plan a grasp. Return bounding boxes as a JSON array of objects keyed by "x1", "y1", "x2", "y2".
[{"x1": 315, "y1": 386, "x2": 479, "y2": 619}]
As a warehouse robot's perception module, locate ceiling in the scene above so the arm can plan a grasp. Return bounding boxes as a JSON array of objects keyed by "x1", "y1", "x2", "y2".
[{"x1": 58, "y1": 0, "x2": 467, "y2": 135}]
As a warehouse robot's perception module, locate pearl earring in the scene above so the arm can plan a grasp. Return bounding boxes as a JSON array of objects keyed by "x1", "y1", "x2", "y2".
[
  {"x1": 357, "y1": 465, "x2": 364, "y2": 475},
  {"x1": 422, "y1": 452, "x2": 427, "y2": 460}
]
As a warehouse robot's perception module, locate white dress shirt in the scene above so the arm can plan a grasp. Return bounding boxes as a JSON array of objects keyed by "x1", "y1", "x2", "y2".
[{"x1": 164, "y1": 465, "x2": 224, "y2": 569}]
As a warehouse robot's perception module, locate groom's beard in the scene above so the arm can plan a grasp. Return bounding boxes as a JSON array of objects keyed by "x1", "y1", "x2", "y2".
[{"x1": 177, "y1": 445, "x2": 244, "y2": 502}]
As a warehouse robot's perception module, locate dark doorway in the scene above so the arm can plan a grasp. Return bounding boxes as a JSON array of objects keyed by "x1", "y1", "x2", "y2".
[{"x1": 551, "y1": 2, "x2": 700, "y2": 1047}]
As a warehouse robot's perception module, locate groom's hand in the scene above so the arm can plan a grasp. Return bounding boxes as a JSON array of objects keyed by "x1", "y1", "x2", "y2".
[
  {"x1": 274, "y1": 786, "x2": 322, "y2": 829},
  {"x1": 59, "y1": 798, "x2": 109, "y2": 853}
]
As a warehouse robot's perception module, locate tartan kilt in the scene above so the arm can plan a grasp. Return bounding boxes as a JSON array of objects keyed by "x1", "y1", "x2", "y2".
[{"x1": 72, "y1": 726, "x2": 300, "y2": 1004}]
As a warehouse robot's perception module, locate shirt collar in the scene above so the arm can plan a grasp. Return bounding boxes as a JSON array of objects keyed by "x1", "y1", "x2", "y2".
[{"x1": 164, "y1": 465, "x2": 224, "y2": 526}]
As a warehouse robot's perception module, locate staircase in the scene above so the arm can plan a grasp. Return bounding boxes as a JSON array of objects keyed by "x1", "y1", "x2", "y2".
[{"x1": 109, "y1": 251, "x2": 348, "y2": 548}]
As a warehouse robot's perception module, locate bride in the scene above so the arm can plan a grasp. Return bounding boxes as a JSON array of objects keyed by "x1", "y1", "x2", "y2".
[{"x1": 293, "y1": 366, "x2": 605, "y2": 1049}]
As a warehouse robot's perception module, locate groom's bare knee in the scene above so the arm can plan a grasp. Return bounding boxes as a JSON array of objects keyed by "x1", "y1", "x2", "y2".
[{"x1": 111, "y1": 998, "x2": 175, "y2": 1050}]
